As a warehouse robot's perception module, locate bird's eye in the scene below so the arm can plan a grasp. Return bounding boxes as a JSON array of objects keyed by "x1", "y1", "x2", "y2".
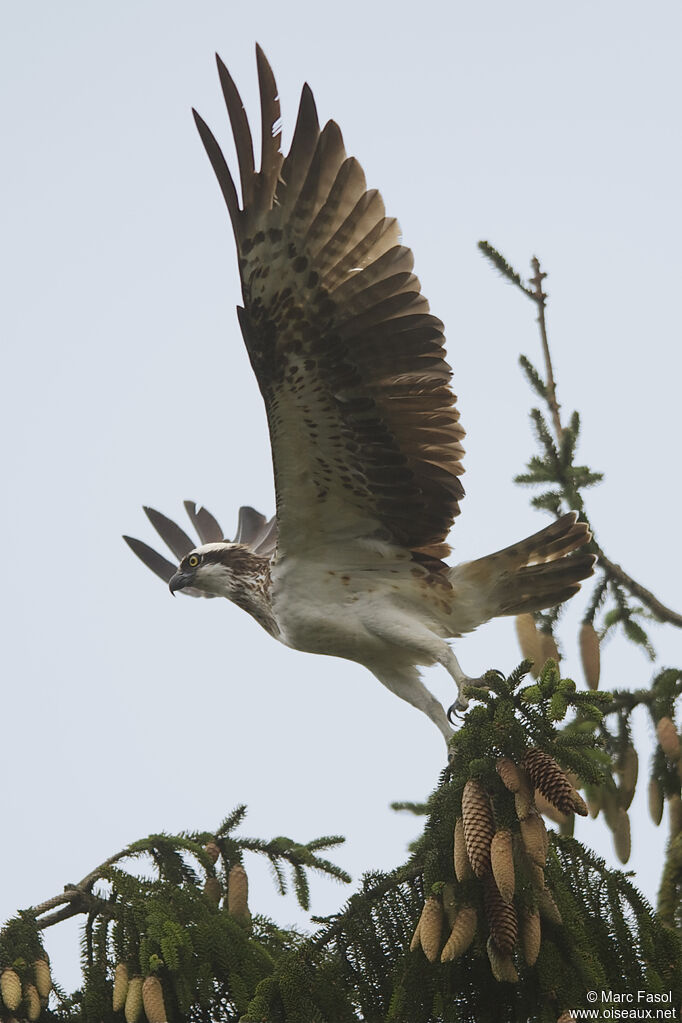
[{"x1": 188, "y1": 554, "x2": 200, "y2": 568}]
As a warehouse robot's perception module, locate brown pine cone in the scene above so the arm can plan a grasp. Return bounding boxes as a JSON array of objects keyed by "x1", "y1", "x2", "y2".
[
  {"x1": 523, "y1": 749, "x2": 577, "y2": 816},
  {"x1": 490, "y1": 830, "x2": 515, "y2": 904},
  {"x1": 514, "y1": 781, "x2": 534, "y2": 821},
  {"x1": 496, "y1": 756, "x2": 522, "y2": 793},
  {"x1": 419, "y1": 896, "x2": 444, "y2": 963},
  {"x1": 616, "y1": 744, "x2": 638, "y2": 810},
  {"x1": 227, "y1": 863, "x2": 249, "y2": 922},
  {"x1": 579, "y1": 622, "x2": 600, "y2": 690},
  {"x1": 124, "y1": 976, "x2": 144, "y2": 1023},
  {"x1": 540, "y1": 631, "x2": 560, "y2": 666},
  {"x1": 537, "y1": 888, "x2": 563, "y2": 926},
  {"x1": 484, "y1": 875, "x2": 517, "y2": 954},
  {"x1": 648, "y1": 777, "x2": 664, "y2": 825},
  {"x1": 520, "y1": 813, "x2": 548, "y2": 867},
  {"x1": 25, "y1": 983, "x2": 41, "y2": 1023},
  {"x1": 515, "y1": 614, "x2": 542, "y2": 674},
  {"x1": 657, "y1": 717, "x2": 681, "y2": 761},
  {"x1": 612, "y1": 807, "x2": 631, "y2": 864},
  {"x1": 142, "y1": 976, "x2": 166, "y2": 1023},
  {"x1": 669, "y1": 793, "x2": 682, "y2": 837},
  {"x1": 204, "y1": 841, "x2": 220, "y2": 864},
  {"x1": 462, "y1": 780, "x2": 494, "y2": 877},
  {"x1": 534, "y1": 789, "x2": 569, "y2": 825},
  {"x1": 521, "y1": 907, "x2": 541, "y2": 966},
  {"x1": 570, "y1": 788, "x2": 589, "y2": 816},
  {"x1": 204, "y1": 876, "x2": 222, "y2": 905},
  {"x1": 453, "y1": 817, "x2": 473, "y2": 881},
  {"x1": 409, "y1": 918, "x2": 422, "y2": 952},
  {"x1": 112, "y1": 962, "x2": 129, "y2": 1012},
  {"x1": 0, "y1": 969, "x2": 22, "y2": 1012},
  {"x1": 486, "y1": 937, "x2": 519, "y2": 983},
  {"x1": 441, "y1": 906, "x2": 477, "y2": 963},
  {"x1": 33, "y1": 959, "x2": 52, "y2": 1000}
]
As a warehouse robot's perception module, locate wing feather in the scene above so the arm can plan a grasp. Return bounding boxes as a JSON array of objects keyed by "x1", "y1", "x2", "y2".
[
  {"x1": 195, "y1": 51, "x2": 466, "y2": 559},
  {"x1": 183, "y1": 500, "x2": 224, "y2": 543}
]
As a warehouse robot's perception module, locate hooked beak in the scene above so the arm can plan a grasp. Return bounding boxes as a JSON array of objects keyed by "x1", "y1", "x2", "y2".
[{"x1": 169, "y1": 569, "x2": 194, "y2": 595}]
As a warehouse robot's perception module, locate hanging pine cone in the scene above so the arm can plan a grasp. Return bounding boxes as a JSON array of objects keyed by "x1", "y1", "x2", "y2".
[
  {"x1": 496, "y1": 756, "x2": 522, "y2": 792},
  {"x1": 419, "y1": 896, "x2": 444, "y2": 963},
  {"x1": 648, "y1": 776, "x2": 664, "y2": 825},
  {"x1": 534, "y1": 789, "x2": 569, "y2": 825},
  {"x1": 25, "y1": 983, "x2": 41, "y2": 1023},
  {"x1": 113, "y1": 962, "x2": 129, "y2": 1012},
  {"x1": 537, "y1": 888, "x2": 563, "y2": 926},
  {"x1": 656, "y1": 717, "x2": 680, "y2": 761},
  {"x1": 490, "y1": 830, "x2": 515, "y2": 903},
  {"x1": 204, "y1": 841, "x2": 220, "y2": 864},
  {"x1": 484, "y1": 874, "x2": 518, "y2": 954},
  {"x1": 409, "y1": 918, "x2": 422, "y2": 952},
  {"x1": 540, "y1": 631, "x2": 560, "y2": 665},
  {"x1": 523, "y1": 749, "x2": 580, "y2": 815},
  {"x1": 521, "y1": 907, "x2": 541, "y2": 966},
  {"x1": 33, "y1": 960, "x2": 52, "y2": 1000},
  {"x1": 514, "y1": 781, "x2": 534, "y2": 821},
  {"x1": 142, "y1": 976, "x2": 167, "y2": 1023},
  {"x1": 520, "y1": 813, "x2": 548, "y2": 867},
  {"x1": 486, "y1": 937, "x2": 519, "y2": 983},
  {"x1": 453, "y1": 817, "x2": 473, "y2": 881},
  {"x1": 515, "y1": 614, "x2": 542, "y2": 674},
  {"x1": 461, "y1": 779, "x2": 494, "y2": 877},
  {"x1": 579, "y1": 622, "x2": 600, "y2": 689},
  {"x1": 669, "y1": 793, "x2": 682, "y2": 837},
  {"x1": 204, "y1": 876, "x2": 222, "y2": 905},
  {"x1": 441, "y1": 905, "x2": 477, "y2": 963},
  {"x1": 570, "y1": 788, "x2": 588, "y2": 816},
  {"x1": 617, "y1": 744, "x2": 638, "y2": 809},
  {"x1": 124, "y1": 976, "x2": 143, "y2": 1023},
  {"x1": 0, "y1": 969, "x2": 22, "y2": 1012},
  {"x1": 227, "y1": 863, "x2": 250, "y2": 923},
  {"x1": 612, "y1": 806, "x2": 631, "y2": 863}
]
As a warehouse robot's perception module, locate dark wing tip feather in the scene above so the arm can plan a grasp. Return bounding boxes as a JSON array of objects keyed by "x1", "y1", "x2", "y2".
[
  {"x1": 216, "y1": 52, "x2": 256, "y2": 209},
  {"x1": 123, "y1": 535, "x2": 177, "y2": 584},
  {"x1": 192, "y1": 108, "x2": 241, "y2": 231},
  {"x1": 183, "y1": 500, "x2": 225, "y2": 543},
  {"x1": 143, "y1": 506, "x2": 195, "y2": 560}
]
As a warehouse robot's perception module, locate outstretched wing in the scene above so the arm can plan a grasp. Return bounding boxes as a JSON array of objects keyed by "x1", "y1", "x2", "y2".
[
  {"x1": 194, "y1": 47, "x2": 465, "y2": 560},
  {"x1": 123, "y1": 502, "x2": 277, "y2": 596}
]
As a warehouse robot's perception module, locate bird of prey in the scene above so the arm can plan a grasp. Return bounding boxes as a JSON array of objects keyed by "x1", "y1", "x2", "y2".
[{"x1": 124, "y1": 47, "x2": 594, "y2": 745}]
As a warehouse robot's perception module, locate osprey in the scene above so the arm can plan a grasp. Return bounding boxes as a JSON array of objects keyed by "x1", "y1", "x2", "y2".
[{"x1": 124, "y1": 48, "x2": 594, "y2": 745}]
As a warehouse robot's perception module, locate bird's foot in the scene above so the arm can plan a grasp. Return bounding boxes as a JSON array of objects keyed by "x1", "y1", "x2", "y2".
[{"x1": 446, "y1": 675, "x2": 490, "y2": 724}]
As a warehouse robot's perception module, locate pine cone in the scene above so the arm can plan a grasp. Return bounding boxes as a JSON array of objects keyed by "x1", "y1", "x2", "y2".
[
  {"x1": 419, "y1": 897, "x2": 444, "y2": 963},
  {"x1": 496, "y1": 756, "x2": 522, "y2": 793},
  {"x1": 515, "y1": 614, "x2": 542, "y2": 674},
  {"x1": 657, "y1": 717, "x2": 680, "y2": 761},
  {"x1": 453, "y1": 817, "x2": 473, "y2": 881},
  {"x1": 520, "y1": 813, "x2": 548, "y2": 867},
  {"x1": 0, "y1": 969, "x2": 22, "y2": 1012},
  {"x1": 113, "y1": 963, "x2": 129, "y2": 1012},
  {"x1": 617, "y1": 744, "x2": 638, "y2": 810},
  {"x1": 124, "y1": 976, "x2": 143, "y2": 1023},
  {"x1": 409, "y1": 918, "x2": 422, "y2": 952},
  {"x1": 579, "y1": 622, "x2": 600, "y2": 689},
  {"x1": 514, "y1": 782, "x2": 534, "y2": 821},
  {"x1": 534, "y1": 789, "x2": 569, "y2": 825},
  {"x1": 25, "y1": 983, "x2": 41, "y2": 1022},
  {"x1": 540, "y1": 631, "x2": 560, "y2": 665},
  {"x1": 521, "y1": 907, "x2": 541, "y2": 966},
  {"x1": 441, "y1": 906, "x2": 477, "y2": 963},
  {"x1": 601, "y1": 787, "x2": 620, "y2": 830},
  {"x1": 537, "y1": 888, "x2": 563, "y2": 926},
  {"x1": 612, "y1": 807, "x2": 631, "y2": 864},
  {"x1": 648, "y1": 776, "x2": 664, "y2": 825},
  {"x1": 558, "y1": 1013, "x2": 577, "y2": 1023},
  {"x1": 585, "y1": 784, "x2": 602, "y2": 819},
  {"x1": 484, "y1": 875, "x2": 517, "y2": 954},
  {"x1": 461, "y1": 779, "x2": 494, "y2": 877},
  {"x1": 490, "y1": 830, "x2": 515, "y2": 903},
  {"x1": 142, "y1": 976, "x2": 166, "y2": 1023},
  {"x1": 227, "y1": 863, "x2": 249, "y2": 922},
  {"x1": 486, "y1": 937, "x2": 519, "y2": 983},
  {"x1": 570, "y1": 788, "x2": 589, "y2": 817},
  {"x1": 204, "y1": 841, "x2": 220, "y2": 864},
  {"x1": 523, "y1": 749, "x2": 576, "y2": 815},
  {"x1": 33, "y1": 960, "x2": 52, "y2": 1000},
  {"x1": 204, "y1": 876, "x2": 222, "y2": 905}
]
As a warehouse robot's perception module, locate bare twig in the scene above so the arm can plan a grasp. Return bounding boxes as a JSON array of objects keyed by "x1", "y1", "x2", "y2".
[{"x1": 529, "y1": 257, "x2": 563, "y2": 443}]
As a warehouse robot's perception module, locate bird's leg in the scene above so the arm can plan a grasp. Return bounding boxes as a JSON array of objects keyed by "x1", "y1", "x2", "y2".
[{"x1": 436, "y1": 648, "x2": 490, "y2": 721}]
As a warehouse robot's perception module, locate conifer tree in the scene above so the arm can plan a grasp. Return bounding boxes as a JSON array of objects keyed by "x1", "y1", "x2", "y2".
[{"x1": 2, "y1": 248, "x2": 680, "y2": 1021}]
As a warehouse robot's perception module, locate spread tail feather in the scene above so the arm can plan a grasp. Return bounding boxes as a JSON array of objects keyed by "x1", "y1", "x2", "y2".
[{"x1": 448, "y1": 512, "x2": 595, "y2": 632}]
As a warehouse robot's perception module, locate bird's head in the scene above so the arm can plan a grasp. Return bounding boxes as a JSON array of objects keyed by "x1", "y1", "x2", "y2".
[{"x1": 168, "y1": 542, "x2": 252, "y2": 598}]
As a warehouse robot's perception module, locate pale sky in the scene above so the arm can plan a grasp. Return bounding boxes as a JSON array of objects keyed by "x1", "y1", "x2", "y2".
[{"x1": 2, "y1": 0, "x2": 680, "y2": 994}]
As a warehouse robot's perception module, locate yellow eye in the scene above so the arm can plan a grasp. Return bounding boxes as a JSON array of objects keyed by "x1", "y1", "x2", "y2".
[{"x1": 188, "y1": 554, "x2": 200, "y2": 568}]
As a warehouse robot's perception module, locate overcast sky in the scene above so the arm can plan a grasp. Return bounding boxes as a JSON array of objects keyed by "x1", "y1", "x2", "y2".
[{"x1": 2, "y1": 0, "x2": 680, "y2": 994}]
